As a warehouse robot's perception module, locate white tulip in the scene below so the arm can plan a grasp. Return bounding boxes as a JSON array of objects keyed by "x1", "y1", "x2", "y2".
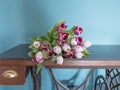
[
  {"x1": 75, "y1": 52, "x2": 83, "y2": 59},
  {"x1": 74, "y1": 45, "x2": 84, "y2": 53},
  {"x1": 53, "y1": 46, "x2": 62, "y2": 54},
  {"x1": 33, "y1": 41, "x2": 40, "y2": 48},
  {"x1": 82, "y1": 40, "x2": 92, "y2": 48},
  {"x1": 56, "y1": 56, "x2": 64, "y2": 65}
]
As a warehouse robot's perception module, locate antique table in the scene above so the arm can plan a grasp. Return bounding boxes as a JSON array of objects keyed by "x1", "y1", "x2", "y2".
[
  {"x1": 0, "y1": 44, "x2": 120, "y2": 90},
  {"x1": 0, "y1": 44, "x2": 40, "y2": 90}
]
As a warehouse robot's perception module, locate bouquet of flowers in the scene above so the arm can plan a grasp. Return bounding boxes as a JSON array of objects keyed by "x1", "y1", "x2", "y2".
[{"x1": 28, "y1": 20, "x2": 91, "y2": 73}]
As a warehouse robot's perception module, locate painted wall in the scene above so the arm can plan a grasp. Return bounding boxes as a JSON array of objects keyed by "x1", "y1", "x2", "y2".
[{"x1": 0, "y1": 0, "x2": 120, "y2": 90}]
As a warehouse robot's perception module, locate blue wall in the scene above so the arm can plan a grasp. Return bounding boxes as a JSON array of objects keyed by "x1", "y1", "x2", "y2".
[{"x1": 0, "y1": 0, "x2": 120, "y2": 90}]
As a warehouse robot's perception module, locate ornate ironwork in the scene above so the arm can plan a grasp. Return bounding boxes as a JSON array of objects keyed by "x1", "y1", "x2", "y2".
[
  {"x1": 48, "y1": 69, "x2": 94, "y2": 90},
  {"x1": 94, "y1": 69, "x2": 120, "y2": 90},
  {"x1": 94, "y1": 75, "x2": 110, "y2": 90},
  {"x1": 106, "y1": 69, "x2": 120, "y2": 90}
]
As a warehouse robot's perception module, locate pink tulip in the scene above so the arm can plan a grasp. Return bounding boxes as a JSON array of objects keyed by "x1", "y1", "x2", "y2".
[
  {"x1": 64, "y1": 49, "x2": 75, "y2": 58},
  {"x1": 56, "y1": 23, "x2": 67, "y2": 32},
  {"x1": 32, "y1": 51, "x2": 44, "y2": 64},
  {"x1": 76, "y1": 37, "x2": 83, "y2": 45},
  {"x1": 74, "y1": 26, "x2": 83, "y2": 35},
  {"x1": 46, "y1": 51, "x2": 55, "y2": 58},
  {"x1": 36, "y1": 51, "x2": 43, "y2": 59},
  {"x1": 57, "y1": 39, "x2": 66, "y2": 46},
  {"x1": 32, "y1": 57, "x2": 44, "y2": 64},
  {"x1": 40, "y1": 41, "x2": 50, "y2": 52},
  {"x1": 58, "y1": 32, "x2": 69, "y2": 41}
]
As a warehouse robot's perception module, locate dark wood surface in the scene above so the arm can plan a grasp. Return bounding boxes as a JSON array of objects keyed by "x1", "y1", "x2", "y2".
[
  {"x1": 0, "y1": 44, "x2": 36, "y2": 66},
  {"x1": 43, "y1": 45, "x2": 120, "y2": 68},
  {"x1": 1, "y1": 44, "x2": 120, "y2": 68}
]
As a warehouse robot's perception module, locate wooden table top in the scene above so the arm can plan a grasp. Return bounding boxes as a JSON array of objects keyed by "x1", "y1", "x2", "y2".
[
  {"x1": 0, "y1": 44, "x2": 35, "y2": 66},
  {"x1": 0, "y1": 44, "x2": 120, "y2": 68}
]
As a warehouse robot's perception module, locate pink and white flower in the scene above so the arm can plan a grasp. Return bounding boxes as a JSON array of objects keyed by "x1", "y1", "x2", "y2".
[
  {"x1": 58, "y1": 32, "x2": 69, "y2": 41},
  {"x1": 76, "y1": 37, "x2": 83, "y2": 45},
  {"x1": 56, "y1": 23, "x2": 67, "y2": 32},
  {"x1": 56, "y1": 56, "x2": 64, "y2": 65},
  {"x1": 33, "y1": 41, "x2": 40, "y2": 48},
  {"x1": 57, "y1": 39, "x2": 66, "y2": 46},
  {"x1": 75, "y1": 52, "x2": 83, "y2": 59},
  {"x1": 74, "y1": 45, "x2": 84, "y2": 53},
  {"x1": 74, "y1": 26, "x2": 83, "y2": 35},
  {"x1": 57, "y1": 32, "x2": 69, "y2": 46},
  {"x1": 36, "y1": 51, "x2": 43, "y2": 60},
  {"x1": 40, "y1": 41, "x2": 50, "y2": 52},
  {"x1": 62, "y1": 44, "x2": 71, "y2": 52},
  {"x1": 46, "y1": 51, "x2": 55, "y2": 58},
  {"x1": 82, "y1": 40, "x2": 92, "y2": 48},
  {"x1": 32, "y1": 51, "x2": 44, "y2": 64},
  {"x1": 53, "y1": 46, "x2": 62, "y2": 54},
  {"x1": 64, "y1": 49, "x2": 75, "y2": 58},
  {"x1": 71, "y1": 38, "x2": 77, "y2": 46},
  {"x1": 32, "y1": 57, "x2": 44, "y2": 64}
]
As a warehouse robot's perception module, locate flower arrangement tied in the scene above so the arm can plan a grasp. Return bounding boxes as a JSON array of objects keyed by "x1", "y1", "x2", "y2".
[{"x1": 28, "y1": 20, "x2": 91, "y2": 73}]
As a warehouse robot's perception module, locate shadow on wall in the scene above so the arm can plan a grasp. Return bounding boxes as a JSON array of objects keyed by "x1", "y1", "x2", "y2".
[{"x1": 21, "y1": 0, "x2": 51, "y2": 43}]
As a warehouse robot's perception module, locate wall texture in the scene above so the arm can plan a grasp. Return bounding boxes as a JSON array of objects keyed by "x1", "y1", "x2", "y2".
[{"x1": 0, "y1": 0, "x2": 120, "y2": 90}]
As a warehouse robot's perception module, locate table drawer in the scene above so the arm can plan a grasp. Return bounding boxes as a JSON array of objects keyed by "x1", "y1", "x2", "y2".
[{"x1": 0, "y1": 66, "x2": 26, "y2": 85}]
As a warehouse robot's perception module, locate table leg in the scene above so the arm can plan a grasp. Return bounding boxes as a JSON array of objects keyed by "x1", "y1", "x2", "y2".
[
  {"x1": 31, "y1": 66, "x2": 41, "y2": 90},
  {"x1": 48, "y1": 69, "x2": 94, "y2": 90}
]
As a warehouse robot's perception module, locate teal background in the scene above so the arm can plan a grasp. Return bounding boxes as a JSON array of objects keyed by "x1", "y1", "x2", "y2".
[{"x1": 0, "y1": 0, "x2": 120, "y2": 90}]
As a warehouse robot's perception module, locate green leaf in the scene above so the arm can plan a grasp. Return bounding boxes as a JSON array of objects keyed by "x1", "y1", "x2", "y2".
[
  {"x1": 83, "y1": 49, "x2": 90, "y2": 55},
  {"x1": 52, "y1": 35, "x2": 58, "y2": 40},
  {"x1": 32, "y1": 48, "x2": 39, "y2": 53},
  {"x1": 50, "y1": 56, "x2": 56, "y2": 61},
  {"x1": 29, "y1": 37, "x2": 39, "y2": 42},
  {"x1": 52, "y1": 31, "x2": 58, "y2": 35},
  {"x1": 66, "y1": 34, "x2": 75, "y2": 44},
  {"x1": 66, "y1": 38, "x2": 71, "y2": 44},
  {"x1": 51, "y1": 40, "x2": 57, "y2": 46},
  {"x1": 55, "y1": 20, "x2": 66, "y2": 26},
  {"x1": 67, "y1": 26, "x2": 74, "y2": 34},
  {"x1": 36, "y1": 63, "x2": 43, "y2": 74},
  {"x1": 40, "y1": 36, "x2": 48, "y2": 41},
  {"x1": 28, "y1": 51, "x2": 35, "y2": 57},
  {"x1": 46, "y1": 32, "x2": 51, "y2": 42},
  {"x1": 42, "y1": 50, "x2": 47, "y2": 59},
  {"x1": 28, "y1": 45, "x2": 34, "y2": 49}
]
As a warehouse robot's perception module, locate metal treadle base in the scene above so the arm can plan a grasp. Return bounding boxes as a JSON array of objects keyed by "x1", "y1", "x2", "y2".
[{"x1": 48, "y1": 69, "x2": 94, "y2": 90}]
